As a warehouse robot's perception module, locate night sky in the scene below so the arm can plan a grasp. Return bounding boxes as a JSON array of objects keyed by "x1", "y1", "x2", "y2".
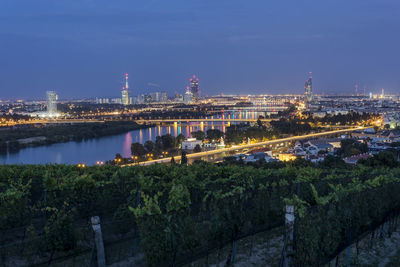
[{"x1": 1, "y1": 0, "x2": 399, "y2": 99}]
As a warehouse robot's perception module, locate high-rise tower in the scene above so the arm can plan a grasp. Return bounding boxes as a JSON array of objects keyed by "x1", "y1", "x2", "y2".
[
  {"x1": 46, "y1": 91, "x2": 58, "y2": 116},
  {"x1": 304, "y1": 72, "x2": 313, "y2": 103},
  {"x1": 190, "y1": 75, "x2": 199, "y2": 102},
  {"x1": 121, "y1": 73, "x2": 130, "y2": 105},
  {"x1": 184, "y1": 86, "x2": 193, "y2": 104}
]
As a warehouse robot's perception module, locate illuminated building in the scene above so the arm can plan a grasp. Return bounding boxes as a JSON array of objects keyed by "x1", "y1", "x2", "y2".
[
  {"x1": 46, "y1": 91, "x2": 58, "y2": 116},
  {"x1": 190, "y1": 75, "x2": 199, "y2": 102},
  {"x1": 182, "y1": 138, "x2": 202, "y2": 150},
  {"x1": 121, "y1": 73, "x2": 130, "y2": 105},
  {"x1": 184, "y1": 87, "x2": 193, "y2": 104},
  {"x1": 149, "y1": 91, "x2": 168, "y2": 102},
  {"x1": 304, "y1": 72, "x2": 313, "y2": 104},
  {"x1": 279, "y1": 153, "x2": 297, "y2": 162}
]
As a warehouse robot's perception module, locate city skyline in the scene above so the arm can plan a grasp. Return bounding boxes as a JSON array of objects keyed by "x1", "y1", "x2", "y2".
[{"x1": 1, "y1": 0, "x2": 399, "y2": 99}]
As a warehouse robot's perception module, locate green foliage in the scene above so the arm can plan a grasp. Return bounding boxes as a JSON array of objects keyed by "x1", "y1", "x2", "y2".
[
  {"x1": 206, "y1": 129, "x2": 224, "y2": 142},
  {"x1": 176, "y1": 133, "x2": 185, "y2": 146},
  {"x1": 336, "y1": 139, "x2": 368, "y2": 157},
  {"x1": 0, "y1": 177, "x2": 31, "y2": 229},
  {"x1": 1, "y1": 163, "x2": 400, "y2": 266},
  {"x1": 191, "y1": 130, "x2": 205, "y2": 141},
  {"x1": 359, "y1": 150, "x2": 399, "y2": 168},
  {"x1": 193, "y1": 144, "x2": 202, "y2": 153},
  {"x1": 270, "y1": 118, "x2": 312, "y2": 135},
  {"x1": 181, "y1": 150, "x2": 188, "y2": 165},
  {"x1": 131, "y1": 142, "x2": 146, "y2": 157},
  {"x1": 44, "y1": 205, "x2": 78, "y2": 252},
  {"x1": 144, "y1": 140, "x2": 154, "y2": 153},
  {"x1": 291, "y1": 172, "x2": 400, "y2": 265},
  {"x1": 319, "y1": 155, "x2": 348, "y2": 169}
]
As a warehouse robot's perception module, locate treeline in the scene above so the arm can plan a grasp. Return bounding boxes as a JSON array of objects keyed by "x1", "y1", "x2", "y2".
[
  {"x1": 225, "y1": 119, "x2": 313, "y2": 145},
  {"x1": 127, "y1": 129, "x2": 225, "y2": 164},
  {"x1": 0, "y1": 114, "x2": 32, "y2": 124},
  {"x1": 129, "y1": 133, "x2": 185, "y2": 162},
  {"x1": 191, "y1": 129, "x2": 224, "y2": 142},
  {"x1": 1, "y1": 155, "x2": 400, "y2": 265},
  {"x1": 0, "y1": 121, "x2": 147, "y2": 153},
  {"x1": 336, "y1": 139, "x2": 369, "y2": 157},
  {"x1": 306, "y1": 111, "x2": 377, "y2": 125}
]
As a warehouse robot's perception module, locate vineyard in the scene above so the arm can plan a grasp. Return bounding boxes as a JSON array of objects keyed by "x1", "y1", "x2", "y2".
[{"x1": 1, "y1": 162, "x2": 400, "y2": 266}]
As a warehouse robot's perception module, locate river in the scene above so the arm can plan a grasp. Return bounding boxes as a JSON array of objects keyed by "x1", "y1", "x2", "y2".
[{"x1": 0, "y1": 109, "x2": 281, "y2": 165}]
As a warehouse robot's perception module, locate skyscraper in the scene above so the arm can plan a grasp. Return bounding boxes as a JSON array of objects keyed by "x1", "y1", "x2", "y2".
[
  {"x1": 184, "y1": 86, "x2": 193, "y2": 104},
  {"x1": 304, "y1": 72, "x2": 313, "y2": 103},
  {"x1": 121, "y1": 73, "x2": 130, "y2": 105},
  {"x1": 46, "y1": 91, "x2": 58, "y2": 116},
  {"x1": 190, "y1": 75, "x2": 199, "y2": 102}
]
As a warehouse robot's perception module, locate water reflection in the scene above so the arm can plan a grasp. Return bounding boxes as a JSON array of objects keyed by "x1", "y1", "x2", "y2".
[
  {"x1": 122, "y1": 132, "x2": 132, "y2": 158},
  {"x1": 0, "y1": 109, "x2": 276, "y2": 165}
]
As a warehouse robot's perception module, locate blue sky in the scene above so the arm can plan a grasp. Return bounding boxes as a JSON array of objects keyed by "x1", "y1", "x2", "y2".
[{"x1": 0, "y1": 0, "x2": 399, "y2": 99}]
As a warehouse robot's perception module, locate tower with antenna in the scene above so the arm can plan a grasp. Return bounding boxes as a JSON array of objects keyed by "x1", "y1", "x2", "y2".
[
  {"x1": 304, "y1": 72, "x2": 313, "y2": 104},
  {"x1": 355, "y1": 83, "x2": 359, "y2": 96},
  {"x1": 121, "y1": 73, "x2": 130, "y2": 105}
]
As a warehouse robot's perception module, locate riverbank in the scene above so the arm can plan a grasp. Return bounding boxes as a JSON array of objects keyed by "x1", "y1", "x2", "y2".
[{"x1": 0, "y1": 121, "x2": 150, "y2": 153}]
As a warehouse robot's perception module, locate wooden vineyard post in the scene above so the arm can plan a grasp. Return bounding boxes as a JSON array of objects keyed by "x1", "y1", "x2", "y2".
[
  {"x1": 91, "y1": 216, "x2": 106, "y2": 267},
  {"x1": 282, "y1": 205, "x2": 295, "y2": 267}
]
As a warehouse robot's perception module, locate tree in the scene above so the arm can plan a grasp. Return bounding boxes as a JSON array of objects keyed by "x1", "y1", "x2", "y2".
[
  {"x1": 193, "y1": 144, "x2": 202, "y2": 153},
  {"x1": 181, "y1": 151, "x2": 188, "y2": 165},
  {"x1": 131, "y1": 142, "x2": 146, "y2": 157},
  {"x1": 319, "y1": 155, "x2": 348, "y2": 169},
  {"x1": 359, "y1": 150, "x2": 398, "y2": 168},
  {"x1": 161, "y1": 134, "x2": 176, "y2": 150},
  {"x1": 176, "y1": 134, "x2": 185, "y2": 146},
  {"x1": 257, "y1": 118, "x2": 262, "y2": 127},
  {"x1": 144, "y1": 140, "x2": 154, "y2": 153},
  {"x1": 391, "y1": 142, "x2": 400, "y2": 147},
  {"x1": 336, "y1": 139, "x2": 368, "y2": 157},
  {"x1": 155, "y1": 136, "x2": 163, "y2": 152},
  {"x1": 257, "y1": 115, "x2": 264, "y2": 127},
  {"x1": 206, "y1": 129, "x2": 224, "y2": 142},
  {"x1": 191, "y1": 131, "x2": 205, "y2": 141},
  {"x1": 225, "y1": 128, "x2": 244, "y2": 145}
]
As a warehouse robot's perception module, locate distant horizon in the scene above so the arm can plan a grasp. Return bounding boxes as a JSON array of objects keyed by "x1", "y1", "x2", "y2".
[{"x1": 2, "y1": 91, "x2": 399, "y2": 102}]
